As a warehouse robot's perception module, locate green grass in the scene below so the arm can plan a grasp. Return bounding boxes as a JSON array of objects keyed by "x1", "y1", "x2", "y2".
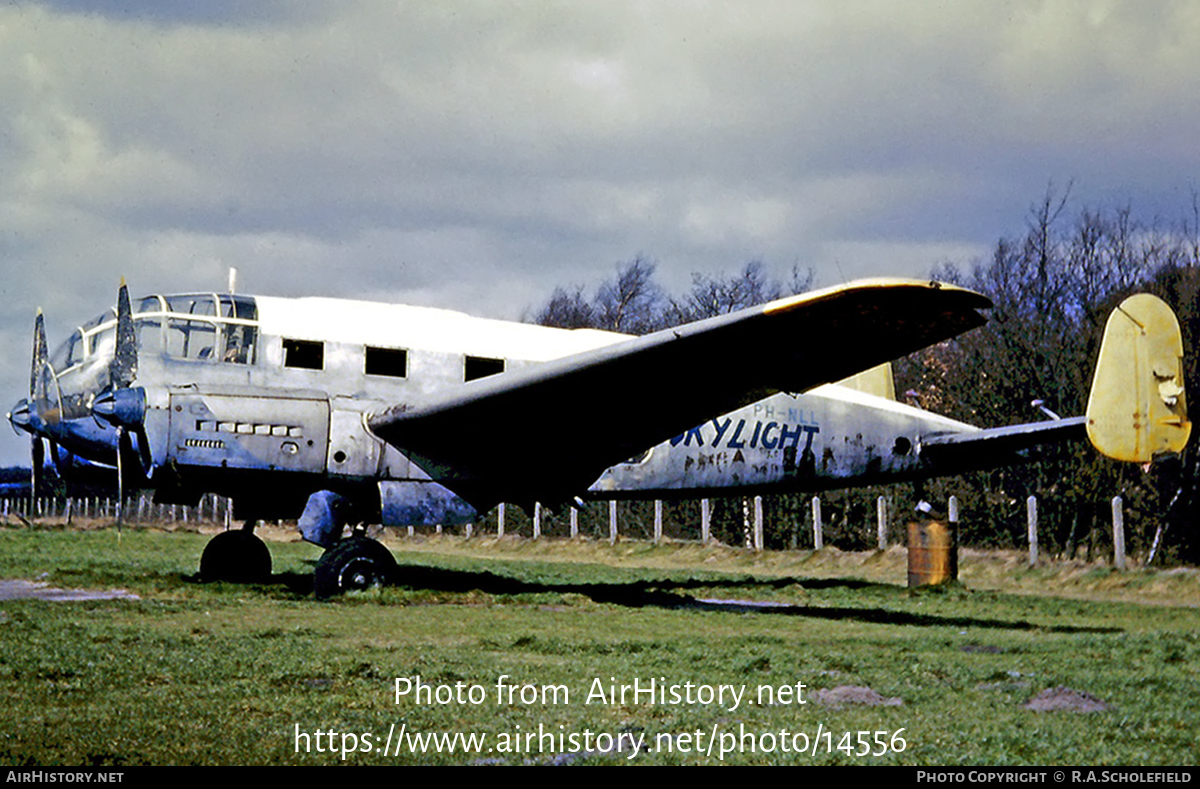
[{"x1": 0, "y1": 524, "x2": 1198, "y2": 765}]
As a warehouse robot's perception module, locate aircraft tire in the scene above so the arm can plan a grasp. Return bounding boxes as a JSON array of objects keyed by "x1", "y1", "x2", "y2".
[
  {"x1": 199, "y1": 530, "x2": 272, "y2": 583},
  {"x1": 314, "y1": 536, "x2": 397, "y2": 598}
]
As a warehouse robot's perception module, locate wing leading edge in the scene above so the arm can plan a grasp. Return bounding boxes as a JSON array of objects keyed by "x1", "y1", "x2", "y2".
[{"x1": 367, "y1": 278, "x2": 992, "y2": 510}]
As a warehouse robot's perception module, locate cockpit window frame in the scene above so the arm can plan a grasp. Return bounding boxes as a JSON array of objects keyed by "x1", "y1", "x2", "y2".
[
  {"x1": 151, "y1": 293, "x2": 260, "y2": 365},
  {"x1": 50, "y1": 328, "x2": 88, "y2": 374},
  {"x1": 49, "y1": 292, "x2": 261, "y2": 375}
]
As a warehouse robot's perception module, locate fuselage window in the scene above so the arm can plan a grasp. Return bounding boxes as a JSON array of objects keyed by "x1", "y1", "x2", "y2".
[
  {"x1": 138, "y1": 294, "x2": 259, "y2": 364},
  {"x1": 365, "y1": 346, "x2": 407, "y2": 378},
  {"x1": 88, "y1": 327, "x2": 116, "y2": 360},
  {"x1": 51, "y1": 310, "x2": 114, "y2": 372},
  {"x1": 50, "y1": 330, "x2": 85, "y2": 373},
  {"x1": 136, "y1": 319, "x2": 163, "y2": 353},
  {"x1": 218, "y1": 295, "x2": 257, "y2": 363},
  {"x1": 166, "y1": 318, "x2": 219, "y2": 361},
  {"x1": 167, "y1": 295, "x2": 216, "y2": 316},
  {"x1": 464, "y1": 355, "x2": 504, "y2": 382},
  {"x1": 284, "y1": 338, "x2": 324, "y2": 370},
  {"x1": 223, "y1": 325, "x2": 256, "y2": 364}
]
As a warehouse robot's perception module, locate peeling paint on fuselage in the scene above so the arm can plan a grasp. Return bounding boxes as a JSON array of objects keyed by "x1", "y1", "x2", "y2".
[{"x1": 590, "y1": 385, "x2": 977, "y2": 498}]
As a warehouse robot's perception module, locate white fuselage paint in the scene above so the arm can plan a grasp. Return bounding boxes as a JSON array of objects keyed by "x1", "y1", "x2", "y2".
[
  {"x1": 45, "y1": 292, "x2": 980, "y2": 500},
  {"x1": 251, "y1": 295, "x2": 978, "y2": 496}
]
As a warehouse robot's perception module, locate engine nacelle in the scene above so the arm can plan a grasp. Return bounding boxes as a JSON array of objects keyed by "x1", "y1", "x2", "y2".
[
  {"x1": 298, "y1": 480, "x2": 477, "y2": 548},
  {"x1": 379, "y1": 480, "x2": 477, "y2": 528}
]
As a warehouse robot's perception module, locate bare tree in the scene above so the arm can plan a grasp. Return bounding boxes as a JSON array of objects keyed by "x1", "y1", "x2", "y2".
[
  {"x1": 788, "y1": 264, "x2": 815, "y2": 296},
  {"x1": 593, "y1": 256, "x2": 666, "y2": 335},
  {"x1": 899, "y1": 192, "x2": 1200, "y2": 558},
  {"x1": 666, "y1": 260, "x2": 790, "y2": 325},
  {"x1": 530, "y1": 285, "x2": 595, "y2": 329}
]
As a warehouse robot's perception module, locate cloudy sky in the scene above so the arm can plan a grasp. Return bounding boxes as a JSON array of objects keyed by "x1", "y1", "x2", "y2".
[{"x1": 2, "y1": 0, "x2": 1199, "y2": 466}]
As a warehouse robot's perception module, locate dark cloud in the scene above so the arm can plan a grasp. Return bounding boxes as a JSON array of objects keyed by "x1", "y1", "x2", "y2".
[
  {"x1": 3, "y1": 1, "x2": 1200, "y2": 466},
  {"x1": 25, "y1": 0, "x2": 320, "y2": 27}
]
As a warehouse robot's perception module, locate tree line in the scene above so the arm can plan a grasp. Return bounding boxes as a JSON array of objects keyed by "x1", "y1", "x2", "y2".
[
  {"x1": 528, "y1": 255, "x2": 814, "y2": 332},
  {"x1": 526, "y1": 188, "x2": 1200, "y2": 564}
]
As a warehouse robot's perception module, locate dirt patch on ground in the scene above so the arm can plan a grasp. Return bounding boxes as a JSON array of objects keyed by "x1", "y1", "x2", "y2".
[
  {"x1": 812, "y1": 685, "x2": 903, "y2": 708},
  {"x1": 1024, "y1": 686, "x2": 1109, "y2": 713},
  {"x1": 0, "y1": 579, "x2": 140, "y2": 602}
]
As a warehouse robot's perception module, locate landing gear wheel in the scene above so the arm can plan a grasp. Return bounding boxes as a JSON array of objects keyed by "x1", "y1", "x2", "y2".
[
  {"x1": 314, "y1": 536, "x2": 397, "y2": 598},
  {"x1": 200, "y1": 530, "x2": 272, "y2": 583}
]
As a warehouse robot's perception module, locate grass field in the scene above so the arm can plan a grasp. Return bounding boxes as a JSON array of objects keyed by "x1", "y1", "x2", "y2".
[{"x1": 0, "y1": 521, "x2": 1197, "y2": 766}]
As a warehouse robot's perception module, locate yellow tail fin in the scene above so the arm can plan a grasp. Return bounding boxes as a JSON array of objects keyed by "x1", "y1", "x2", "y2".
[{"x1": 1086, "y1": 294, "x2": 1191, "y2": 461}]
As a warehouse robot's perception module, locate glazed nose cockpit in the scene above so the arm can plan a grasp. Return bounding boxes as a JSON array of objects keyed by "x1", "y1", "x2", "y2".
[{"x1": 9, "y1": 283, "x2": 261, "y2": 496}]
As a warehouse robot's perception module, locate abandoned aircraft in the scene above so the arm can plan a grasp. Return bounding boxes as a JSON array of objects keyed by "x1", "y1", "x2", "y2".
[{"x1": 7, "y1": 278, "x2": 1190, "y2": 595}]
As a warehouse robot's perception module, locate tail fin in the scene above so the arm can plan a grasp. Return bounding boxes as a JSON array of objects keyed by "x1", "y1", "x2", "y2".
[
  {"x1": 834, "y1": 362, "x2": 896, "y2": 401},
  {"x1": 1086, "y1": 294, "x2": 1191, "y2": 462}
]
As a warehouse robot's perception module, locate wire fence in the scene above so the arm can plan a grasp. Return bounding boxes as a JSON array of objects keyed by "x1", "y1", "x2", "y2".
[{"x1": 1, "y1": 488, "x2": 1143, "y2": 569}]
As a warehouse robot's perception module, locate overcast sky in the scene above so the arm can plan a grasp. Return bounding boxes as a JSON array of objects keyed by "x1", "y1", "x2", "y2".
[{"x1": 3, "y1": 0, "x2": 1199, "y2": 467}]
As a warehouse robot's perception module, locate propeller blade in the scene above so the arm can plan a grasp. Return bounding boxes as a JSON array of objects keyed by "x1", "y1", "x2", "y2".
[
  {"x1": 117, "y1": 427, "x2": 150, "y2": 488},
  {"x1": 132, "y1": 425, "x2": 153, "y2": 479},
  {"x1": 110, "y1": 279, "x2": 138, "y2": 389},
  {"x1": 47, "y1": 440, "x2": 77, "y2": 493},
  {"x1": 115, "y1": 427, "x2": 125, "y2": 525},
  {"x1": 31, "y1": 310, "x2": 47, "y2": 402},
  {"x1": 48, "y1": 439, "x2": 65, "y2": 479},
  {"x1": 31, "y1": 436, "x2": 44, "y2": 498}
]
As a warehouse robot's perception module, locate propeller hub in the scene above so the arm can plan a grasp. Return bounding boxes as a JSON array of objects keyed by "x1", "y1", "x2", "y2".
[
  {"x1": 8, "y1": 399, "x2": 36, "y2": 434},
  {"x1": 92, "y1": 387, "x2": 147, "y2": 429}
]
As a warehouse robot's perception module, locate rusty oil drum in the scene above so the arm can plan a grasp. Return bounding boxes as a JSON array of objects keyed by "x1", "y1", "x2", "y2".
[{"x1": 907, "y1": 520, "x2": 957, "y2": 587}]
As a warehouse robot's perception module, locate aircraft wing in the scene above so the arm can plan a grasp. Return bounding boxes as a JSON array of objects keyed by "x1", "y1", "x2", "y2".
[{"x1": 367, "y1": 278, "x2": 992, "y2": 510}]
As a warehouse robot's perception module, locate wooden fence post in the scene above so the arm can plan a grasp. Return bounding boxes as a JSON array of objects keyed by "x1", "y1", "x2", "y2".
[
  {"x1": 1027, "y1": 495, "x2": 1038, "y2": 566},
  {"x1": 609, "y1": 500, "x2": 618, "y2": 544},
  {"x1": 654, "y1": 500, "x2": 663, "y2": 544},
  {"x1": 1112, "y1": 495, "x2": 1126, "y2": 571},
  {"x1": 877, "y1": 495, "x2": 888, "y2": 550},
  {"x1": 700, "y1": 499, "x2": 711, "y2": 543},
  {"x1": 753, "y1": 496, "x2": 764, "y2": 552},
  {"x1": 812, "y1": 497, "x2": 823, "y2": 550}
]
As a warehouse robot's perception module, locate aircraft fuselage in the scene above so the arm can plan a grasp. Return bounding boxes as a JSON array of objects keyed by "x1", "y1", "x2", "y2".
[{"x1": 19, "y1": 289, "x2": 978, "y2": 526}]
